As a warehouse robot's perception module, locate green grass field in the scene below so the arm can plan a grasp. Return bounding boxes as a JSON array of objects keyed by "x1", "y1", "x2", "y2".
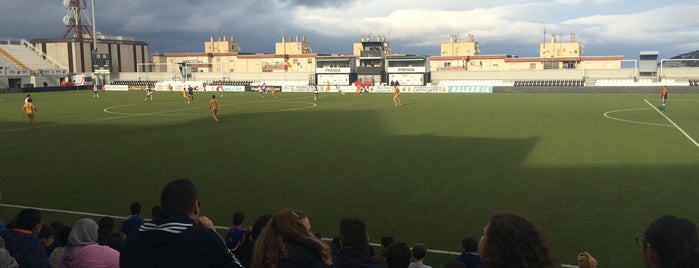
[{"x1": 2, "y1": 90, "x2": 699, "y2": 267}]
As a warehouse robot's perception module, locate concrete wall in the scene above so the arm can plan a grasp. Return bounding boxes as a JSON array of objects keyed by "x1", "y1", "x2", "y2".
[
  {"x1": 34, "y1": 39, "x2": 148, "y2": 73},
  {"x1": 495, "y1": 86, "x2": 698, "y2": 93},
  {"x1": 433, "y1": 69, "x2": 586, "y2": 81},
  {"x1": 430, "y1": 68, "x2": 678, "y2": 82},
  {"x1": 112, "y1": 71, "x2": 314, "y2": 83},
  {"x1": 30, "y1": 75, "x2": 61, "y2": 87},
  {"x1": 39, "y1": 42, "x2": 71, "y2": 72},
  {"x1": 662, "y1": 67, "x2": 699, "y2": 78}
]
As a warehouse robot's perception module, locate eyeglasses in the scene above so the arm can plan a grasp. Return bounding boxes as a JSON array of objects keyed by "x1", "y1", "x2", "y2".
[
  {"x1": 636, "y1": 234, "x2": 647, "y2": 247},
  {"x1": 290, "y1": 209, "x2": 300, "y2": 218}
]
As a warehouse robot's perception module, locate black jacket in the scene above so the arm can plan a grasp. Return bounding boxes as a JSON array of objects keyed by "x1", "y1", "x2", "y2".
[
  {"x1": 97, "y1": 229, "x2": 124, "y2": 252},
  {"x1": 119, "y1": 210, "x2": 242, "y2": 268},
  {"x1": 331, "y1": 246, "x2": 383, "y2": 268}
]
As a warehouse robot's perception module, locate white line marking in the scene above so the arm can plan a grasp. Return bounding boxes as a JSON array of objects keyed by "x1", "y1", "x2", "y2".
[
  {"x1": 103, "y1": 103, "x2": 206, "y2": 116},
  {"x1": 2, "y1": 97, "x2": 317, "y2": 133},
  {"x1": 0, "y1": 112, "x2": 151, "y2": 134},
  {"x1": 602, "y1": 108, "x2": 673, "y2": 127},
  {"x1": 644, "y1": 99, "x2": 699, "y2": 148},
  {"x1": 103, "y1": 98, "x2": 316, "y2": 116},
  {"x1": 2, "y1": 203, "x2": 127, "y2": 220},
  {"x1": 262, "y1": 101, "x2": 317, "y2": 112}
]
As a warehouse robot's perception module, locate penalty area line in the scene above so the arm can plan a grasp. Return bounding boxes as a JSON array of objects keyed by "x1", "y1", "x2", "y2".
[
  {"x1": 1, "y1": 203, "x2": 231, "y2": 231},
  {"x1": 644, "y1": 99, "x2": 699, "y2": 149}
]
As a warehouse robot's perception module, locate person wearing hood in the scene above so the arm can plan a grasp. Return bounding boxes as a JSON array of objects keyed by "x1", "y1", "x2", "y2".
[
  {"x1": 120, "y1": 179, "x2": 242, "y2": 268},
  {"x1": 0, "y1": 209, "x2": 50, "y2": 268},
  {"x1": 59, "y1": 218, "x2": 119, "y2": 268}
]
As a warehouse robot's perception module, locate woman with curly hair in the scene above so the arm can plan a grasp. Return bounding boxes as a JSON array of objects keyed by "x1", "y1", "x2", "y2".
[
  {"x1": 478, "y1": 212, "x2": 560, "y2": 268},
  {"x1": 252, "y1": 209, "x2": 331, "y2": 268}
]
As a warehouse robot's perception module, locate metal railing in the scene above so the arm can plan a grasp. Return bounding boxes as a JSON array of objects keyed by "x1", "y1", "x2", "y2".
[{"x1": 18, "y1": 38, "x2": 68, "y2": 71}]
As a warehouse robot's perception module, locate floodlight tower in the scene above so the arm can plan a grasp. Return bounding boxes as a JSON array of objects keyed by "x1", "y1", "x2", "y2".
[
  {"x1": 87, "y1": 0, "x2": 110, "y2": 87},
  {"x1": 61, "y1": 0, "x2": 92, "y2": 39}
]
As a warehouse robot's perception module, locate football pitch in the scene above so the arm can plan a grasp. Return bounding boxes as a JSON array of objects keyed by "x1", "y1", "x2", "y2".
[{"x1": 2, "y1": 90, "x2": 699, "y2": 267}]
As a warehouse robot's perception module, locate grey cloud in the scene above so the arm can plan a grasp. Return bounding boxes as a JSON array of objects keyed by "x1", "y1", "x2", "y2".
[
  {"x1": 278, "y1": 0, "x2": 357, "y2": 8},
  {"x1": 1, "y1": 0, "x2": 694, "y2": 61}
]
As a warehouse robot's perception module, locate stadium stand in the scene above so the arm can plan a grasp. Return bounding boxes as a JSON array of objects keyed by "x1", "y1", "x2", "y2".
[
  {"x1": 512, "y1": 79, "x2": 584, "y2": 87},
  {"x1": 211, "y1": 80, "x2": 253, "y2": 86},
  {"x1": 0, "y1": 44, "x2": 62, "y2": 70},
  {"x1": 119, "y1": 80, "x2": 253, "y2": 87},
  {"x1": 0, "y1": 53, "x2": 20, "y2": 70},
  {"x1": 3, "y1": 203, "x2": 595, "y2": 268},
  {"x1": 111, "y1": 80, "x2": 158, "y2": 87},
  {"x1": 0, "y1": 39, "x2": 67, "y2": 89},
  {"x1": 594, "y1": 78, "x2": 677, "y2": 86},
  {"x1": 258, "y1": 80, "x2": 309, "y2": 86},
  {"x1": 438, "y1": 80, "x2": 504, "y2": 87}
]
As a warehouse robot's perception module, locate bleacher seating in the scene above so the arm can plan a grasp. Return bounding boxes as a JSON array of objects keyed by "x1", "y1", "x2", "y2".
[
  {"x1": 0, "y1": 44, "x2": 60, "y2": 70},
  {"x1": 0, "y1": 54, "x2": 19, "y2": 70},
  {"x1": 112, "y1": 80, "x2": 157, "y2": 87},
  {"x1": 211, "y1": 80, "x2": 252, "y2": 86},
  {"x1": 259, "y1": 80, "x2": 309, "y2": 86},
  {"x1": 512, "y1": 79, "x2": 584, "y2": 87},
  {"x1": 594, "y1": 78, "x2": 677, "y2": 86},
  {"x1": 438, "y1": 80, "x2": 504, "y2": 87},
  {"x1": 112, "y1": 80, "x2": 254, "y2": 88}
]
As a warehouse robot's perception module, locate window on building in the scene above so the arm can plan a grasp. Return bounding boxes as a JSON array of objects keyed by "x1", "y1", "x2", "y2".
[
  {"x1": 543, "y1": 61, "x2": 559, "y2": 69},
  {"x1": 563, "y1": 61, "x2": 576, "y2": 69}
]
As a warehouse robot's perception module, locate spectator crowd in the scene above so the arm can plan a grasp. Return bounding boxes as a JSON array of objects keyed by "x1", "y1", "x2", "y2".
[{"x1": 1, "y1": 180, "x2": 698, "y2": 268}]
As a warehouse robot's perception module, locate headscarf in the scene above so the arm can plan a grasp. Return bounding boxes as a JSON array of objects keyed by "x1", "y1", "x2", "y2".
[{"x1": 65, "y1": 218, "x2": 98, "y2": 255}]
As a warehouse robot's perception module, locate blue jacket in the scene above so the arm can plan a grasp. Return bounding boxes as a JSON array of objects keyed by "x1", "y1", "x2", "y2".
[
  {"x1": 332, "y1": 246, "x2": 383, "y2": 268},
  {"x1": 225, "y1": 227, "x2": 246, "y2": 251},
  {"x1": 455, "y1": 252, "x2": 483, "y2": 268},
  {"x1": 120, "y1": 210, "x2": 242, "y2": 268},
  {"x1": 120, "y1": 214, "x2": 145, "y2": 236},
  {"x1": 0, "y1": 229, "x2": 51, "y2": 268}
]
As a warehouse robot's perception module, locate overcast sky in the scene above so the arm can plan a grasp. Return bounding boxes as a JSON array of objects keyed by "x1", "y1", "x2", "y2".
[{"x1": 2, "y1": 0, "x2": 698, "y2": 60}]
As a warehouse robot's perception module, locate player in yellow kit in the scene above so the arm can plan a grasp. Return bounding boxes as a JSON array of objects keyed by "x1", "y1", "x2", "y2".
[
  {"x1": 393, "y1": 85, "x2": 402, "y2": 107},
  {"x1": 269, "y1": 86, "x2": 277, "y2": 98},
  {"x1": 183, "y1": 88, "x2": 190, "y2": 104},
  {"x1": 22, "y1": 98, "x2": 38, "y2": 127},
  {"x1": 209, "y1": 95, "x2": 220, "y2": 123}
]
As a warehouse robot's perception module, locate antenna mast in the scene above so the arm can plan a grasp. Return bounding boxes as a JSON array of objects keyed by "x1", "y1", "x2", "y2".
[{"x1": 61, "y1": 0, "x2": 92, "y2": 39}]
